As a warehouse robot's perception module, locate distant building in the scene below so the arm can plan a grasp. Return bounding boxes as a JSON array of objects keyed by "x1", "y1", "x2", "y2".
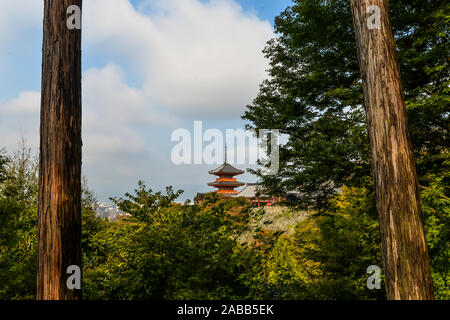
[
  {"x1": 198, "y1": 146, "x2": 304, "y2": 206},
  {"x1": 207, "y1": 151, "x2": 245, "y2": 197},
  {"x1": 95, "y1": 203, "x2": 126, "y2": 221},
  {"x1": 194, "y1": 192, "x2": 206, "y2": 203},
  {"x1": 236, "y1": 183, "x2": 287, "y2": 207},
  {"x1": 238, "y1": 184, "x2": 342, "y2": 207}
]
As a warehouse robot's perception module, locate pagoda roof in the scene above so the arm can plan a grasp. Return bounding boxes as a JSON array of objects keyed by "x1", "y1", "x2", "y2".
[
  {"x1": 236, "y1": 183, "x2": 268, "y2": 198},
  {"x1": 208, "y1": 181, "x2": 245, "y2": 187},
  {"x1": 208, "y1": 162, "x2": 245, "y2": 175}
]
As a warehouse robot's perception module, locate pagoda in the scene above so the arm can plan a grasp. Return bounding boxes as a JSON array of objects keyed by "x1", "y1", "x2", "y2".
[{"x1": 208, "y1": 148, "x2": 244, "y2": 197}]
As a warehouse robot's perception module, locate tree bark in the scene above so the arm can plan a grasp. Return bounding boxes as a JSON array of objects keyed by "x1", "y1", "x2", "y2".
[
  {"x1": 350, "y1": 0, "x2": 434, "y2": 299},
  {"x1": 38, "y1": 0, "x2": 82, "y2": 300}
]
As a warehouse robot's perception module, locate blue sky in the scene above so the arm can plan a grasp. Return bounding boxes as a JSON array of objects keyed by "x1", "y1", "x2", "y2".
[
  {"x1": 0, "y1": 0, "x2": 292, "y2": 202},
  {"x1": 232, "y1": 0, "x2": 291, "y2": 21}
]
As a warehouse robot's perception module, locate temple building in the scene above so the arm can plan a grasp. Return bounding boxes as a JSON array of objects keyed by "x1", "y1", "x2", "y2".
[
  {"x1": 207, "y1": 161, "x2": 245, "y2": 197},
  {"x1": 236, "y1": 183, "x2": 301, "y2": 207}
]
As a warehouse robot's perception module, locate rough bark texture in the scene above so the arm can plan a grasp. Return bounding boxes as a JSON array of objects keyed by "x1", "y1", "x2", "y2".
[
  {"x1": 350, "y1": 0, "x2": 434, "y2": 299},
  {"x1": 38, "y1": 0, "x2": 82, "y2": 300}
]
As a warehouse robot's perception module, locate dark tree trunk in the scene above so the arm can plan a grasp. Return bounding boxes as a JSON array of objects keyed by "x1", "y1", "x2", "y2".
[
  {"x1": 37, "y1": 0, "x2": 82, "y2": 300},
  {"x1": 350, "y1": 0, "x2": 434, "y2": 299}
]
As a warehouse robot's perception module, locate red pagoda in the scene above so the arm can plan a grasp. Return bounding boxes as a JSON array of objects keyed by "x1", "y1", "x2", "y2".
[{"x1": 208, "y1": 150, "x2": 244, "y2": 197}]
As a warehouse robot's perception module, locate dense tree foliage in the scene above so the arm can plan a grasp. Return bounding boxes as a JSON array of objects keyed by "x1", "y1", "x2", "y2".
[
  {"x1": 0, "y1": 145, "x2": 447, "y2": 299},
  {"x1": 84, "y1": 187, "x2": 254, "y2": 299},
  {"x1": 0, "y1": 143, "x2": 37, "y2": 299},
  {"x1": 242, "y1": 0, "x2": 448, "y2": 208},
  {"x1": 0, "y1": 143, "x2": 107, "y2": 299},
  {"x1": 421, "y1": 166, "x2": 450, "y2": 299},
  {"x1": 292, "y1": 183, "x2": 385, "y2": 299}
]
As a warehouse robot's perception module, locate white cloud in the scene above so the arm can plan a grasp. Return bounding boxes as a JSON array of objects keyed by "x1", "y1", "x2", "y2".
[
  {"x1": 83, "y1": 64, "x2": 172, "y2": 126},
  {"x1": 0, "y1": 90, "x2": 40, "y2": 150},
  {"x1": 0, "y1": 0, "x2": 275, "y2": 201},
  {"x1": 1, "y1": 91, "x2": 40, "y2": 114},
  {"x1": 84, "y1": 0, "x2": 273, "y2": 116},
  {"x1": 82, "y1": 65, "x2": 158, "y2": 169},
  {"x1": 0, "y1": 65, "x2": 159, "y2": 171}
]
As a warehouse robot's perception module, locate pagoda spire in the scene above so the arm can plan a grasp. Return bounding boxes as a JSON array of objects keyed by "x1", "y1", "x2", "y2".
[
  {"x1": 208, "y1": 148, "x2": 245, "y2": 197},
  {"x1": 224, "y1": 143, "x2": 227, "y2": 163}
]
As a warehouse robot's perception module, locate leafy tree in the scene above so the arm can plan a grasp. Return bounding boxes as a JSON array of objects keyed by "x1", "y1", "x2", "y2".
[
  {"x1": 242, "y1": 0, "x2": 448, "y2": 208},
  {"x1": 110, "y1": 180, "x2": 184, "y2": 224},
  {"x1": 0, "y1": 142, "x2": 38, "y2": 299},
  {"x1": 245, "y1": 183, "x2": 385, "y2": 300},
  {"x1": 293, "y1": 184, "x2": 385, "y2": 299},
  {"x1": 81, "y1": 177, "x2": 107, "y2": 270},
  {"x1": 249, "y1": 233, "x2": 323, "y2": 299},
  {"x1": 1, "y1": 141, "x2": 446, "y2": 300},
  {"x1": 242, "y1": 0, "x2": 448, "y2": 299},
  {"x1": 420, "y1": 153, "x2": 450, "y2": 299},
  {"x1": 0, "y1": 142, "x2": 104, "y2": 300},
  {"x1": 84, "y1": 183, "x2": 255, "y2": 300}
]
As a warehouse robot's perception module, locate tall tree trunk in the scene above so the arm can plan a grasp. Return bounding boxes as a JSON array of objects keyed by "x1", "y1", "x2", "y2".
[
  {"x1": 38, "y1": 0, "x2": 82, "y2": 300},
  {"x1": 350, "y1": 0, "x2": 434, "y2": 299}
]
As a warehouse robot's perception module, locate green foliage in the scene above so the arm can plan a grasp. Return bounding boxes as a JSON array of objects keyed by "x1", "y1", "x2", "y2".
[
  {"x1": 240, "y1": 184, "x2": 385, "y2": 300},
  {"x1": 84, "y1": 183, "x2": 255, "y2": 299},
  {"x1": 248, "y1": 234, "x2": 323, "y2": 299},
  {"x1": 0, "y1": 142, "x2": 38, "y2": 299},
  {"x1": 241, "y1": 0, "x2": 448, "y2": 300},
  {"x1": 81, "y1": 177, "x2": 108, "y2": 270},
  {"x1": 0, "y1": 142, "x2": 106, "y2": 300},
  {"x1": 420, "y1": 152, "x2": 450, "y2": 299},
  {"x1": 0, "y1": 145, "x2": 447, "y2": 299},
  {"x1": 242, "y1": 0, "x2": 449, "y2": 208},
  {"x1": 293, "y1": 185, "x2": 385, "y2": 299},
  {"x1": 110, "y1": 181, "x2": 184, "y2": 224}
]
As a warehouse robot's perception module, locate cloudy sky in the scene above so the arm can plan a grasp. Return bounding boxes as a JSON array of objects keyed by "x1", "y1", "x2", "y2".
[{"x1": 0, "y1": 0, "x2": 292, "y2": 202}]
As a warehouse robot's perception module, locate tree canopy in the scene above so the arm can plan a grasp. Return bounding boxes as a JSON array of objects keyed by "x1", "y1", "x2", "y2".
[{"x1": 242, "y1": 0, "x2": 449, "y2": 208}]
